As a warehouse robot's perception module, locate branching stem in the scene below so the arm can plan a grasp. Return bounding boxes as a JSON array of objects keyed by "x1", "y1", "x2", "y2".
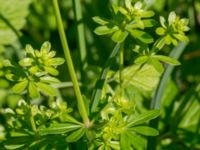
[{"x1": 52, "y1": 0, "x2": 89, "y2": 125}]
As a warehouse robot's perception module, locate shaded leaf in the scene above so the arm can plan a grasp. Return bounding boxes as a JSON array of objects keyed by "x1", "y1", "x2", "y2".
[
  {"x1": 143, "y1": 19, "x2": 157, "y2": 27},
  {"x1": 127, "y1": 109, "x2": 160, "y2": 127},
  {"x1": 38, "y1": 123, "x2": 82, "y2": 135},
  {"x1": 66, "y1": 127, "x2": 85, "y2": 143},
  {"x1": 129, "y1": 126, "x2": 159, "y2": 136}
]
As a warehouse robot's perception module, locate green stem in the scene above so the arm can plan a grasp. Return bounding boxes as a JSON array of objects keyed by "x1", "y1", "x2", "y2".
[
  {"x1": 91, "y1": 43, "x2": 120, "y2": 112},
  {"x1": 119, "y1": 43, "x2": 124, "y2": 89},
  {"x1": 52, "y1": 0, "x2": 89, "y2": 125},
  {"x1": 147, "y1": 42, "x2": 187, "y2": 150},
  {"x1": 73, "y1": 0, "x2": 87, "y2": 71}
]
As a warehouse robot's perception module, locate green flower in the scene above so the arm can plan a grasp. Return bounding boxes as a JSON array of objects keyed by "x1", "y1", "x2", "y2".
[
  {"x1": 6, "y1": 42, "x2": 65, "y2": 99},
  {"x1": 93, "y1": 1, "x2": 155, "y2": 43},
  {"x1": 156, "y1": 11, "x2": 189, "y2": 46},
  {"x1": 19, "y1": 41, "x2": 65, "y2": 76}
]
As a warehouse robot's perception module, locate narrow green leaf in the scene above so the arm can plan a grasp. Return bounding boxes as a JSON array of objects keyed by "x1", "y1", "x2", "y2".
[
  {"x1": 36, "y1": 82, "x2": 57, "y2": 96},
  {"x1": 5, "y1": 144, "x2": 26, "y2": 150},
  {"x1": 143, "y1": 19, "x2": 157, "y2": 27},
  {"x1": 120, "y1": 132, "x2": 131, "y2": 150},
  {"x1": 28, "y1": 81, "x2": 40, "y2": 99},
  {"x1": 38, "y1": 123, "x2": 81, "y2": 135},
  {"x1": 125, "y1": 0, "x2": 132, "y2": 10},
  {"x1": 129, "y1": 126, "x2": 159, "y2": 136},
  {"x1": 165, "y1": 34, "x2": 172, "y2": 45},
  {"x1": 127, "y1": 132, "x2": 146, "y2": 149},
  {"x1": 26, "y1": 44, "x2": 35, "y2": 56},
  {"x1": 41, "y1": 41, "x2": 51, "y2": 53},
  {"x1": 92, "y1": 16, "x2": 109, "y2": 25},
  {"x1": 168, "y1": 11, "x2": 176, "y2": 25},
  {"x1": 150, "y1": 58, "x2": 164, "y2": 73},
  {"x1": 153, "y1": 55, "x2": 180, "y2": 65},
  {"x1": 127, "y1": 109, "x2": 160, "y2": 127},
  {"x1": 66, "y1": 127, "x2": 85, "y2": 143},
  {"x1": 64, "y1": 114, "x2": 82, "y2": 124},
  {"x1": 111, "y1": 30, "x2": 128, "y2": 43},
  {"x1": 94, "y1": 25, "x2": 118, "y2": 35},
  {"x1": 91, "y1": 43, "x2": 120, "y2": 112},
  {"x1": 134, "y1": 56, "x2": 149, "y2": 64},
  {"x1": 109, "y1": 141, "x2": 120, "y2": 150},
  {"x1": 141, "y1": 11, "x2": 155, "y2": 18},
  {"x1": 12, "y1": 80, "x2": 28, "y2": 94},
  {"x1": 129, "y1": 29, "x2": 154, "y2": 44},
  {"x1": 47, "y1": 58, "x2": 65, "y2": 66},
  {"x1": 44, "y1": 66, "x2": 59, "y2": 76},
  {"x1": 156, "y1": 27, "x2": 165, "y2": 36},
  {"x1": 4, "y1": 136, "x2": 33, "y2": 150},
  {"x1": 19, "y1": 58, "x2": 33, "y2": 67},
  {"x1": 173, "y1": 34, "x2": 189, "y2": 42},
  {"x1": 155, "y1": 37, "x2": 165, "y2": 50},
  {"x1": 40, "y1": 76, "x2": 60, "y2": 84}
]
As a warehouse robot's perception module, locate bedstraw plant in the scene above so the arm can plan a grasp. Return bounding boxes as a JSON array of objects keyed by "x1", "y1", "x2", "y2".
[{"x1": 0, "y1": 0, "x2": 190, "y2": 149}]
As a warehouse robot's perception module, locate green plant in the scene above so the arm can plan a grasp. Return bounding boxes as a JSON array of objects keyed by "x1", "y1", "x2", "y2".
[{"x1": 0, "y1": 0, "x2": 192, "y2": 149}]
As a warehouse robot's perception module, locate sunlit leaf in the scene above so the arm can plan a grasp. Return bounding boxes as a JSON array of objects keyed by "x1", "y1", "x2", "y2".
[
  {"x1": 12, "y1": 80, "x2": 28, "y2": 94},
  {"x1": 44, "y1": 66, "x2": 59, "y2": 76},
  {"x1": 47, "y1": 58, "x2": 65, "y2": 66},
  {"x1": 127, "y1": 109, "x2": 160, "y2": 127},
  {"x1": 153, "y1": 55, "x2": 180, "y2": 65},
  {"x1": 0, "y1": 0, "x2": 32, "y2": 49},
  {"x1": 129, "y1": 29, "x2": 154, "y2": 43},
  {"x1": 134, "y1": 56, "x2": 149, "y2": 64},
  {"x1": 36, "y1": 82, "x2": 57, "y2": 96},
  {"x1": 114, "y1": 64, "x2": 161, "y2": 91},
  {"x1": 111, "y1": 30, "x2": 128, "y2": 43},
  {"x1": 92, "y1": 16, "x2": 109, "y2": 25},
  {"x1": 94, "y1": 25, "x2": 118, "y2": 35},
  {"x1": 40, "y1": 76, "x2": 60, "y2": 84},
  {"x1": 149, "y1": 58, "x2": 164, "y2": 73},
  {"x1": 28, "y1": 81, "x2": 40, "y2": 99}
]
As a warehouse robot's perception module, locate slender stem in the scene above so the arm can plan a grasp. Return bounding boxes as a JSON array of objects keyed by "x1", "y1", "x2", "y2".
[
  {"x1": 119, "y1": 43, "x2": 124, "y2": 90},
  {"x1": 147, "y1": 42, "x2": 187, "y2": 150},
  {"x1": 91, "y1": 43, "x2": 120, "y2": 112},
  {"x1": 52, "y1": 0, "x2": 89, "y2": 125},
  {"x1": 73, "y1": 0, "x2": 87, "y2": 71}
]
